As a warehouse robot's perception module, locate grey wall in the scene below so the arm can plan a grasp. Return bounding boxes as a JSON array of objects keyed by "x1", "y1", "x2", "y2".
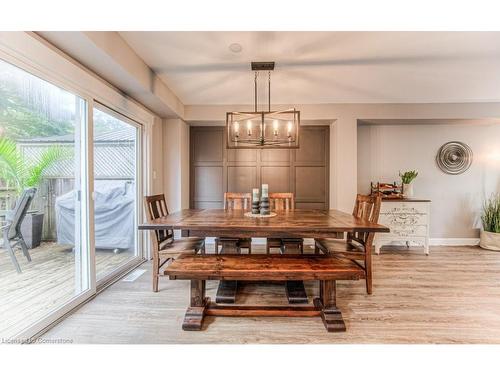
[
  {"x1": 190, "y1": 126, "x2": 329, "y2": 209},
  {"x1": 358, "y1": 123, "x2": 500, "y2": 238}
]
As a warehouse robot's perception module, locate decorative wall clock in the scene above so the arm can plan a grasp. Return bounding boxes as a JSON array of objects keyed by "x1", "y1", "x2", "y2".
[{"x1": 436, "y1": 141, "x2": 473, "y2": 175}]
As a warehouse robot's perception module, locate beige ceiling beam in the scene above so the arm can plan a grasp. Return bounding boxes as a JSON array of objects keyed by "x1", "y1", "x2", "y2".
[{"x1": 37, "y1": 31, "x2": 184, "y2": 119}]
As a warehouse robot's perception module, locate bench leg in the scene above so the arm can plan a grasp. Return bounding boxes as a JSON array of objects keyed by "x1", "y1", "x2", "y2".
[
  {"x1": 182, "y1": 280, "x2": 209, "y2": 331},
  {"x1": 313, "y1": 280, "x2": 346, "y2": 332}
]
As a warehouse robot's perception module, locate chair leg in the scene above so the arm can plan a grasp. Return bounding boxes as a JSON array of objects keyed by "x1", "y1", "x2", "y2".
[
  {"x1": 314, "y1": 242, "x2": 320, "y2": 254},
  {"x1": 315, "y1": 240, "x2": 328, "y2": 255},
  {"x1": 18, "y1": 234, "x2": 31, "y2": 262},
  {"x1": 152, "y1": 256, "x2": 160, "y2": 292},
  {"x1": 5, "y1": 239, "x2": 22, "y2": 273},
  {"x1": 365, "y1": 245, "x2": 373, "y2": 295}
]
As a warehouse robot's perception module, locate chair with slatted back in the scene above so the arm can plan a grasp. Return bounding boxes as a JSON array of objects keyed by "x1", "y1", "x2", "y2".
[
  {"x1": 214, "y1": 192, "x2": 252, "y2": 254},
  {"x1": 144, "y1": 194, "x2": 205, "y2": 292},
  {"x1": 1, "y1": 188, "x2": 37, "y2": 273},
  {"x1": 314, "y1": 193, "x2": 382, "y2": 294},
  {"x1": 266, "y1": 193, "x2": 304, "y2": 254}
]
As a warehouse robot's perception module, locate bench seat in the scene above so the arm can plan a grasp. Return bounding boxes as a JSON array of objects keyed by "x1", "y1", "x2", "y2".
[
  {"x1": 165, "y1": 254, "x2": 365, "y2": 281},
  {"x1": 164, "y1": 254, "x2": 365, "y2": 332}
]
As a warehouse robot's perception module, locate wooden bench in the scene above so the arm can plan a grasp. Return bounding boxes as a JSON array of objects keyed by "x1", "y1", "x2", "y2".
[{"x1": 164, "y1": 254, "x2": 365, "y2": 332}]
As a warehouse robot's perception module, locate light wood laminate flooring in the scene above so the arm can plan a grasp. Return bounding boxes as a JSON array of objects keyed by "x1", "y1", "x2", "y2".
[{"x1": 41, "y1": 245, "x2": 500, "y2": 344}]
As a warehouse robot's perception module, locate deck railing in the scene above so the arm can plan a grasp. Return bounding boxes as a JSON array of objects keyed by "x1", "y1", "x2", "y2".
[{"x1": 0, "y1": 185, "x2": 17, "y2": 212}]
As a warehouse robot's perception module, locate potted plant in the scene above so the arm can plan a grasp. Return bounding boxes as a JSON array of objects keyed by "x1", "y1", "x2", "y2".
[
  {"x1": 0, "y1": 136, "x2": 67, "y2": 248},
  {"x1": 480, "y1": 194, "x2": 500, "y2": 251},
  {"x1": 399, "y1": 170, "x2": 418, "y2": 198}
]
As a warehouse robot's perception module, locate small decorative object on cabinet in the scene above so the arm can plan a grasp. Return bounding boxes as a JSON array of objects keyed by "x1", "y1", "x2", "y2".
[
  {"x1": 480, "y1": 194, "x2": 500, "y2": 251},
  {"x1": 399, "y1": 170, "x2": 418, "y2": 198},
  {"x1": 370, "y1": 182, "x2": 403, "y2": 199},
  {"x1": 374, "y1": 198, "x2": 431, "y2": 255}
]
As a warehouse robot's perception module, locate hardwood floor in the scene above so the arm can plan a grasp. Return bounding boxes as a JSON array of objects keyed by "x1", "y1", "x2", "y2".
[
  {"x1": 41, "y1": 244, "x2": 500, "y2": 344},
  {"x1": 0, "y1": 242, "x2": 134, "y2": 339}
]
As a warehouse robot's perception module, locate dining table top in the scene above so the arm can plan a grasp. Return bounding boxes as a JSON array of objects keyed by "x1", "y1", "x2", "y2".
[{"x1": 138, "y1": 209, "x2": 389, "y2": 238}]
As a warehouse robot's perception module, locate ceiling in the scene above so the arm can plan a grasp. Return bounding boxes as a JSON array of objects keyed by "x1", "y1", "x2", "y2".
[{"x1": 119, "y1": 31, "x2": 500, "y2": 105}]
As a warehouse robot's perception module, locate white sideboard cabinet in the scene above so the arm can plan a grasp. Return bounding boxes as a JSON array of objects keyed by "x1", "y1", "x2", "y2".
[{"x1": 374, "y1": 199, "x2": 431, "y2": 255}]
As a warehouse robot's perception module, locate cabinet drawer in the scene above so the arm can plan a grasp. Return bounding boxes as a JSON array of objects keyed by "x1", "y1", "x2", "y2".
[
  {"x1": 380, "y1": 206, "x2": 429, "y2": 227},
  {"x1": 381, "y1": 202, "x2": 429, "y2": 213},
  {"x1": 380, "y1": 224, "x2": 428, "y2": 237},
  {"x1": 379, "y1": 211, "x2": 428, "y2": 227}
]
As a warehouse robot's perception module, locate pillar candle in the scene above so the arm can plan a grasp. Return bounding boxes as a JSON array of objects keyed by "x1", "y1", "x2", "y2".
[
  {"x1": 252, "y1": 188, "x2": 259, "y2": 202},
  {"x1": 261, "y1": 184, "x2": 269, "y2": 198}
]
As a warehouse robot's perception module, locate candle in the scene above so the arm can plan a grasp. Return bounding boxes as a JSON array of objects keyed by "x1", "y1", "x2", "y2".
[
  {"x1": 273, "y1": 120, "x2": 279, "y2": 137},
  {"x1": 234, "y1": 121, "x2": 239, "y2": 137},
  {"x1": 246, "y1": 120, "x2": 252, "y2": 136},
  {"x1": 261, "y1": 184, "x2": 269, "y2": 198},
  {"x1": 252, "y1": 188, "x2": 259, "y2": 202},
  {"x1": 287, "y1": 121, "x2": 293, "y2": 137}
]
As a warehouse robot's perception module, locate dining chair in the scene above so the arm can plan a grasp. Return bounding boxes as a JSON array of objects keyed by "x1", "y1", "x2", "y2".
[
  {"x1": 144, "y1": 194, "x2": 205, "y2": 292},
  {"x1": 314, "y1": 193, "x2": 382, "y2": 294},
  {"x1": 214, "y1": 192, "x2": 252, "y2": 254},
  {"x1": 266, "y1": 192, "x2": 304, "y2": 254}
]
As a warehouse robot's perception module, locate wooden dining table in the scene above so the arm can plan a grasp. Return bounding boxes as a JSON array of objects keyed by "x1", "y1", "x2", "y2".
[{"x1": 139, "y1": 208, "x2": 390, "y2": 303}]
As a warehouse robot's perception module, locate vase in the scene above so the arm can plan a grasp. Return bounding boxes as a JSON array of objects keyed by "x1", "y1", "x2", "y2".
[
  {"x1": 480, "y1": 229, "x2": 500, "y2": 251},
  {"x1": 403, "y1": 183, "x2": 414, "y2": 198}
]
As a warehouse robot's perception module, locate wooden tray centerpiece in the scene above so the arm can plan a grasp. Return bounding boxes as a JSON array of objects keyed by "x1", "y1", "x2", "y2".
[{"x1": 244, "y1": 211, "x2": 277, "y2": 218}]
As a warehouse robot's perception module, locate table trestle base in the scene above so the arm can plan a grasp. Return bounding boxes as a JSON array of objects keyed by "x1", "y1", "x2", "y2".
[{"x1": 182, "y1": 279, "x2": 345, "y2": 333}]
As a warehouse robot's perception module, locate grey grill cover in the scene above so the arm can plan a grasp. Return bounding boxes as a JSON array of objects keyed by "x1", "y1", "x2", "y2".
[{"x1": 55, "y1": 181, "x2": 135, "y2": 249}]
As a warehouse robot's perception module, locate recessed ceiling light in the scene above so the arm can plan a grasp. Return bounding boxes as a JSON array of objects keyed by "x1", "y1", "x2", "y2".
[{"x1": 229, "y1": 43, "x2": 242, "y2": 53}]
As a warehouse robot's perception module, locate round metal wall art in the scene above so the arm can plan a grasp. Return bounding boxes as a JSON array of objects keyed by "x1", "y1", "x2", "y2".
[{"x1": 436, "y1": 141, "x2": 473, "y2": 175}]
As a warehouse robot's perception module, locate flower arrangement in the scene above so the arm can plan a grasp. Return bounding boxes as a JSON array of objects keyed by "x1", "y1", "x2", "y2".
[{"x1": 399, "y1": 170, "x2": 418, "y2": 185}]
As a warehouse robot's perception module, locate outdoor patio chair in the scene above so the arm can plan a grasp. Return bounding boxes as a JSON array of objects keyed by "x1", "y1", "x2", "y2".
[{"x1": 1, "y1": 188, "x2": 37, "y2": 273}]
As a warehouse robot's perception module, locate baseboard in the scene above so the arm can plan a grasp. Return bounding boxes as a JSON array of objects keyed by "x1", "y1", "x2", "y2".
[{"x1": 429, "y1": 238, "x2": 480, "y2": 246}]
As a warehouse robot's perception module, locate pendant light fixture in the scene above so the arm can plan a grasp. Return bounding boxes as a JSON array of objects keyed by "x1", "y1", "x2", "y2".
[{"x1": 226, "y1": 62, "x2": 300, "y2": 149}]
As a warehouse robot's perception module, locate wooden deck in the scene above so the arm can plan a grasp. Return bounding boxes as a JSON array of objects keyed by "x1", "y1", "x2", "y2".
[
  {"x1": 41, "y1": 244, "x2": 500, "y2": 344},
  {"x1": 0, "y1": 242, "x2": 132, "y2": 339}
]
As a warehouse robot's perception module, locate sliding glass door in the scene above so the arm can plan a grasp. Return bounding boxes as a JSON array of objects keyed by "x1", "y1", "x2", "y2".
[
  {"x1": 0, "y1": 58, "x2": 93, "y2": 340},
  {"x1": 0, "y1": 56, "x2": 144, "y2": 340},
  {"x1": 93, "y1": 105, "x2": 142, "y2": 283}
]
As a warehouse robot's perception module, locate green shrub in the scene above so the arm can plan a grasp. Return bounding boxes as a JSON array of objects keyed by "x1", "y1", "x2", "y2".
[
  {"x1": 482, "y1": 194, "x2": 500, "y2": 233},
  {"x1": 0, "y1": 136, "x2": 68, "y2": 193}
]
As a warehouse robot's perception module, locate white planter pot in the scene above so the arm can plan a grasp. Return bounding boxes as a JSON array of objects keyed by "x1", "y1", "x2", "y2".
[
  {"x1": 403, "y1": 183, "x2": 414, "y2": 198},
  {"x1": 480, "y1": 229, "x2": 500, "y2": 251}
]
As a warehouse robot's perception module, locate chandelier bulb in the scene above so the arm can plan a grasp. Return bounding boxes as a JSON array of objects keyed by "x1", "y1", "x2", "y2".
[
  {"x1": 287, "y1": 121, "x2": 293, "y2": 137},
  {"x1": 233, "y1": 121, "x2": 239, "y2": 137},
  {"x1": 273, "y1": 120, "x2": 279, "y2": 136}
]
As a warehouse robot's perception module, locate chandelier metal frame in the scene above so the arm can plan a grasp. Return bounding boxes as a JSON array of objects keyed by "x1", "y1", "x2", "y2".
[{"x1": 226, "y1": 62, "x2": 300, "y2": 149}]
